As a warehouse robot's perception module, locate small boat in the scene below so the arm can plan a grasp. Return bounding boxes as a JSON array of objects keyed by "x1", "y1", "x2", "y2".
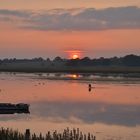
[{"x1": 0, "y1": 103, "x2": 30, "y2": 114}]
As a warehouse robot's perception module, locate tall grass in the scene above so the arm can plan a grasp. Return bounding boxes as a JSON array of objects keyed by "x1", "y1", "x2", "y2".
[{"x1": 0, "y1": 127, "x2": 96, "y2": 140}]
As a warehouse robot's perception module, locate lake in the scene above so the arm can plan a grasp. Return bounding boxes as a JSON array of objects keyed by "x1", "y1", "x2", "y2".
[{"x1": 0, "y1": 72, "x2": 140, "y2": 140}]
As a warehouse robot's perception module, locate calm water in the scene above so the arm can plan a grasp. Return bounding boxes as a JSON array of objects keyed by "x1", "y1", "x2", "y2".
[{"x1": 0, "y1": 72, "x2": 140, "y2": 140}]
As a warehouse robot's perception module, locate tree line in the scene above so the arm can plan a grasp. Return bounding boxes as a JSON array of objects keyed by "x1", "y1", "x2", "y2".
[{"x1": 1, "y1": 54, "x2": 140, "y2": 67}]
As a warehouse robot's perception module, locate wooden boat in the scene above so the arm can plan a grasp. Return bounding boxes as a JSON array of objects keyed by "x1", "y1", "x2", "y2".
[{"x1": 0, "y1": 103, "x2": 30, "y2": 114}]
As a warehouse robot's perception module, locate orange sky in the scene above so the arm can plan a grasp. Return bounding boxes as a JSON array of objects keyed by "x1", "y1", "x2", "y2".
[
  {"x1": 0, "y1": 1, "x2": 140, "y2": 58},
  {"x1": 0, "y1": 27, "x2": 140, "y2": 58},
  {"x1": 0, "y1": 0, "x2": 140, "y2": 10}
]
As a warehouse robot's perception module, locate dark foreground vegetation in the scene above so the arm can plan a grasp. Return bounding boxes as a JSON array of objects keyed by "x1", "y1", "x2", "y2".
[
  {"x1": 0, "y1": 128, "x2": 96, "y2": 140},
  {"x1": 0, "y1": 54, "x2": 140, "y2": 73}
]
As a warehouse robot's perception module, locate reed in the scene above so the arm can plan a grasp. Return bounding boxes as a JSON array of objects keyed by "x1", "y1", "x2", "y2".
[{"x1": 0, "y1": 127, "x2": 96, "y2": 140}]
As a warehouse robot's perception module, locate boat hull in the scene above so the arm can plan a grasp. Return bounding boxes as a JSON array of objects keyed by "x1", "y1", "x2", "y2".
[{"x1": 0, "y1": 103, "x2": 30, "y2": 114}]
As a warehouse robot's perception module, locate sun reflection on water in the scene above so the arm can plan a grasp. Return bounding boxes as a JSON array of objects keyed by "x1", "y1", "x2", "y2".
[{"x1": 67, "y1": 74, "x2": 80, "y2": 79}]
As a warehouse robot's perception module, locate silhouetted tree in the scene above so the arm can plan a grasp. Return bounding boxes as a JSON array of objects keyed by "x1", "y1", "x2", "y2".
[
  {"x1": 53, "y1": 56, "x2": 63, "y2": 62},
  {"x1": 121, "y1": 54, "x2": 140, "y2": 66}
]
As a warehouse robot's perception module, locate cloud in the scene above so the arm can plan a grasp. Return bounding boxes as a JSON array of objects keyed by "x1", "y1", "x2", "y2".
[{"x1": 0, "y1": 6, "x2": 140, "y2": 30}]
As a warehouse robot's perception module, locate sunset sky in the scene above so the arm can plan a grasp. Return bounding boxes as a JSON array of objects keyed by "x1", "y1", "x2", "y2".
[{"x1": 0, "y1": 0, "x2": 140, "y2": 59}]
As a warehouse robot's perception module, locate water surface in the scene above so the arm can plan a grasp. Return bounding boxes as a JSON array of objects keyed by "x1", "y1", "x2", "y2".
[{"x1": 0, "y1": 73, "x2": 140, "y2": 140}]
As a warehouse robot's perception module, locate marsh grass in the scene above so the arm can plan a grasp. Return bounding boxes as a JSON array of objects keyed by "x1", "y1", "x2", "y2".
[{"x1": 0, "y1": 127, "x2": 96, "y2": 140}]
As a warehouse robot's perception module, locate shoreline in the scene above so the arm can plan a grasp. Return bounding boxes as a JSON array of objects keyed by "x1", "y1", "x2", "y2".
[{"x1": 0, "y1": 66, "x2": 140, "y2": 73}]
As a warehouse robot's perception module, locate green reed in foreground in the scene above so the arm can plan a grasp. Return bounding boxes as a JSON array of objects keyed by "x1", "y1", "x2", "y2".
[{"x1": 0, "y1": 127, "x2": 96, "y2": 140}]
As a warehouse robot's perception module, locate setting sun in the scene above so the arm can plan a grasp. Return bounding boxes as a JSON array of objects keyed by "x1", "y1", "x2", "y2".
[
  {"x1": 72, "y1": 54, "x2": 79, "y2": 59},
  {"x1": 65, "y1": 50, "x2": 82, "y2": 59}
]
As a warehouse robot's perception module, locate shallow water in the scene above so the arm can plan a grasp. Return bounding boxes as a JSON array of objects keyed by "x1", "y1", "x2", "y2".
[{"x1": 0, "y1": 72, "x2": 140, "y2": 140}]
